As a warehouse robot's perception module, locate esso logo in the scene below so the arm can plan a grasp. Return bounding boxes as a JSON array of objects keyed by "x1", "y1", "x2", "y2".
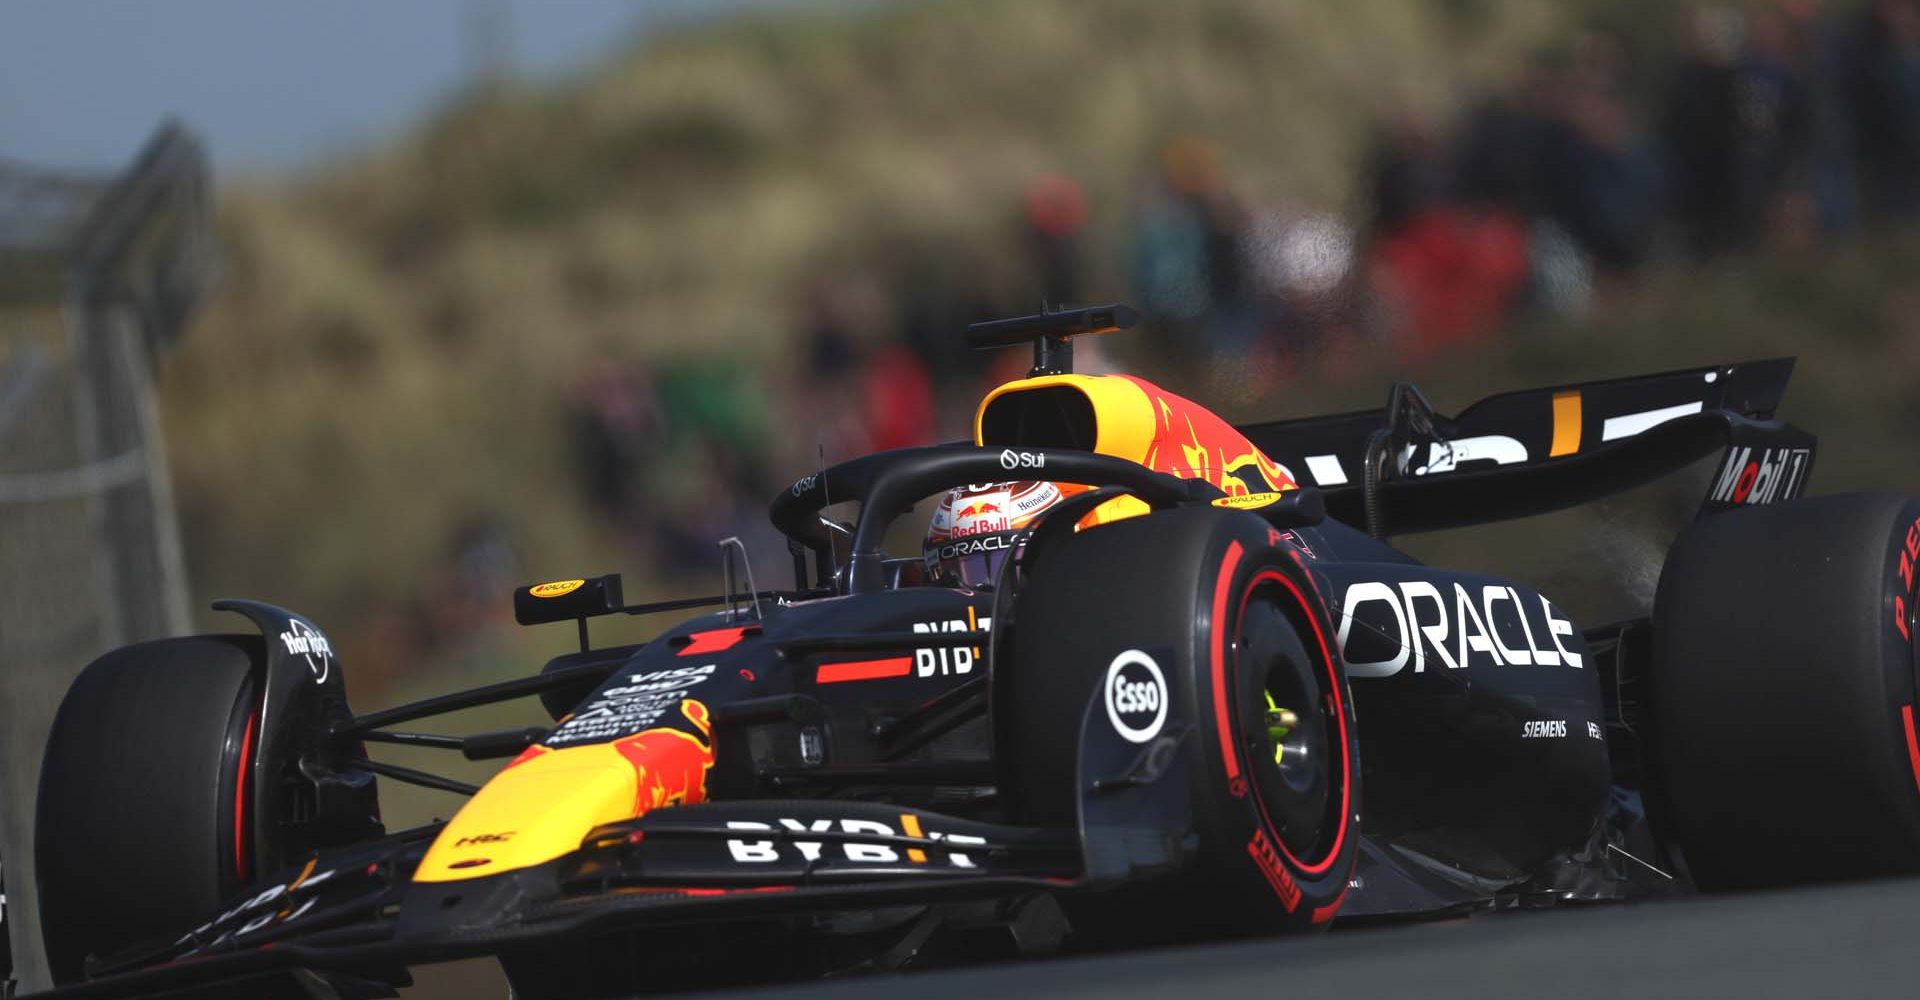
[{"x1": 1104, "y1": 649, "x2": 1168, "y2": 744}]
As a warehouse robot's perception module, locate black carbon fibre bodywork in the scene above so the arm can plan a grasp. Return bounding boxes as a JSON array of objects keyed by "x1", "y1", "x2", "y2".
[{"x1": 29, "y1": 355, "x2": 1825, "y2": 999}]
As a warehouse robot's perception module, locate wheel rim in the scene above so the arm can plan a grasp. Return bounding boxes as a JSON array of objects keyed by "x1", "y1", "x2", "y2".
[{"x1": 1236, "y1": 584, "x2": 1332, "y2": 861}]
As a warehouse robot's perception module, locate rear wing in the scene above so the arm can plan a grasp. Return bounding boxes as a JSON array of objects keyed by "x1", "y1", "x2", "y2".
[{"x1": 1237, "y1": 358, "x2": 1815, "y2": 535}]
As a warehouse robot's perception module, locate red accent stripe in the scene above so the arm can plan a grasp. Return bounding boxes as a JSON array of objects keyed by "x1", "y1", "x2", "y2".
[
  {"x1": 1227, "y1": 566, "x2": 1354, "y2": 881},
  {"x1": 233, "y1": 708, "x2": 257, "y2": 881},
  {"x1": 679, "y1": 627, "x2": 753, "y2": 657},
  {"x1": 620, "y1": 885, "x2": 798, "y2": 897},
  {"x1": 1312, "y1": 883, "x2": 1350, "y2": 924},
  {"x1": 1260, "y1": 569, "x2": 1352, "y2": 877},
  {"x1": 1211, "y1": 540, "x2": 1246, "y2": 783},
  {"x1": 817, "y1": 657, "x2": 913, "y2": 683},
  {"x1": 1903, "y1": 705, "x2": 1920, "y2": 796}
]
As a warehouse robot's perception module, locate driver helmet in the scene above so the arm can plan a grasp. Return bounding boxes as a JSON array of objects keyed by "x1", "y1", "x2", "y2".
[{"x1": 922, "y1": 481, "x2": 1079, "y2": 587}]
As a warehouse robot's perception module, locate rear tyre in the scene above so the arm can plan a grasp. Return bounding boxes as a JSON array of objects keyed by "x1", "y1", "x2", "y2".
[
  {"x1": 1651, "y1": 493, "x2": 1920, "y2": 889},
  {"x1": 36, "y1": 636, "x2": 262, "y2": 983},
  {"x1": 998, "y1": 506, "x2": 1360, "y2": 939}
]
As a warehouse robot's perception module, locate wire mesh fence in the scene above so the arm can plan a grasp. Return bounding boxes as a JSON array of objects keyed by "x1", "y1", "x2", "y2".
[{"x1": 0, "y1": 122, "x2": 214, "y2": 994}]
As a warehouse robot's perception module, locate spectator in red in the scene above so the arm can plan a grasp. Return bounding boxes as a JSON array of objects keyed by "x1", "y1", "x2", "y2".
[
  {"x1": 861, "y1": 343, "x2": 937, "y2": 452},
  {"x1": 1363, "y1": 115, "x2": 1531, "y2": 361},
  {"x1": 1368, "y1": 208, "x2": 1530, "y2": 360}
]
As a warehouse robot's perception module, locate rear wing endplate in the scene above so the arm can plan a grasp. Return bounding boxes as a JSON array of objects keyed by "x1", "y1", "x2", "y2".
[{"x1": 1237, "y1": 358, "x2": 1815, "y2": 535}]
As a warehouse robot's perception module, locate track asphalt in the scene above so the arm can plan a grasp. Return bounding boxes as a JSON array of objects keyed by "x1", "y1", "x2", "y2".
[{"x1": 691, "y1": 876, "x2": 1920, "y2": 999}]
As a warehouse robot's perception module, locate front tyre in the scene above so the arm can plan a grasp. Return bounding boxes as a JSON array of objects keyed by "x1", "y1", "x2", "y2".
[
  {"x1": 999, "y1": 506, "x2": 1359, "y2": 939},
  {"x1": 36, "y1": 636, "x2": 262, "y2": 983}
]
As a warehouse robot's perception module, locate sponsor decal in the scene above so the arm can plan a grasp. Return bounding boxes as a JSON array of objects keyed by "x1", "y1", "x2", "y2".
[
  {"x1": 549, "y1": 663, "x2": 717, "y2": 744},
  {"x1": 1247, "y1": 828, "x2": 1302, "y2": 911},
  {"x1": 950, "y1": 492, "x2": 1012, "y2": 537},
  {"x1": 933, "y1": 533, "x2": 1017, "y2": 562},
  {"x1": 529, "y1": 579, "x2": 586, "y2": 598},
  {"x1": 1012, "y1": 481, "x2": 1063, "y2": 515},
  {"x1": 1708, "y1": 446, "x2": 1811, "y2": 506},
  {"x1": 1212, "y1": 492, "x2": 1283, "y2": 510},
  {"x1": 1522, "y1": 720, "x2": 1567, "y2": 738},
  {"x1": 724, "y1": 813, "x2": 988, "y2": 867},
  {"x1": 177, "y1": 858, "x2": 342, "y2": 950},
  {"x1": 1404, "y1": 435, "x2": 1528, "y2": 476},
  {"x1": 790, "y1": 473, "x2": 817, "y2": 497},
  {"x1": 911, "y1": 613, "x2": 992, "y2": 677},
  {"x1": 999, "y1": 448, "x2": 1045, "y2": 471},
  {"x1": 1894, "y1": 513, "x2": 1920, "y2": 642},
  {"x1": 1335, "y1": 581, "x2": 1583, "y2": 679},
  {"x1": 278, "y1": 619, "x2": 332, "y2": 684},
  {"x1": 1587, "y1": 721, "x2": 1604, "y2": 740},
  {"x1": 1104, "y1": 649, "x2": 1169, "y2": 744},
  {"x1": 453, "y1": 832, "x2": 514, "y2": 847}
]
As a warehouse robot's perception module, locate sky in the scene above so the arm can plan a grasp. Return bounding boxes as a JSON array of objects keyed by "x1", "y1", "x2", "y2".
[{"x1": 0, "y1": 1, "x2": 776, "y2": 178}]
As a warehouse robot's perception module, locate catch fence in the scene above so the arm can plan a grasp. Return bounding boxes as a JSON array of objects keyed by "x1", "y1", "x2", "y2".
[{"x1": 0, "y1": 122, "x2": 215, "y2": 994}]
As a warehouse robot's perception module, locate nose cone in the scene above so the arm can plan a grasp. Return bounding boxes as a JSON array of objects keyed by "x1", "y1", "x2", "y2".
[
  {"x1": 414, "y1": 702, "x2": 714, "y2": 883},
  {"x1": 413, "y1": 744, "x2": 638, "y2": 882}
]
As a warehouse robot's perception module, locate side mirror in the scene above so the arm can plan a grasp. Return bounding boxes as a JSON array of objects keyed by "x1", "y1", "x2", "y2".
[{"x1": 513, "y1": 574, "x2": 624, "y2": 626}]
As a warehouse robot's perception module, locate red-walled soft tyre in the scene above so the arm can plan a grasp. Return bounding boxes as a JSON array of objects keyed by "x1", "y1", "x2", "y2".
[
  {"x1": 998, "y1": 505, "x2": 1360, "y2": 941},
  {"x1": 36, "y1": 636, "x2": 262, "y2": 983},
  {"x1": 1652, "y1": 493, "x2": 1920, "y2": 889}
]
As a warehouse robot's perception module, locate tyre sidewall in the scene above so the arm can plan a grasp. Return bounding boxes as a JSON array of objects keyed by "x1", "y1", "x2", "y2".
[
  {"x1": 998, "y1": 506, "x2": 1359, "y2": 936},
  {"x1": 1182, "y1": 516, "x2": 1359, "y2": 931},
  {"x1": 1652, "y1": 493, "x2": 1920, "y2": 887},
  {"x1": 35, "y1": 636, "x2": 261, "y2": 982}
]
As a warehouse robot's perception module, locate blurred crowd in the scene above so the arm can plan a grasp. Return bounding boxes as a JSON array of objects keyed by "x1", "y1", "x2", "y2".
[
  {"x1": 1146, "y1": 0, "x2": 1920, "y2": 369},
  {"x1": 429, "y1": 0, "x2": 1920, "y2": 628}
]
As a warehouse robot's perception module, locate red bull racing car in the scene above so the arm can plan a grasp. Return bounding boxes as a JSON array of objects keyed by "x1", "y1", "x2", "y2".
[{"x1": 23, "y1": 305, "x2": 1920, "y2": 998}]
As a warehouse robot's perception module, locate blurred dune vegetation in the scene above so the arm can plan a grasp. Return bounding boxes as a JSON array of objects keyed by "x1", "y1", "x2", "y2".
[{"x1": 159, "y1": 0, "x2": 1920, "y2": 700}]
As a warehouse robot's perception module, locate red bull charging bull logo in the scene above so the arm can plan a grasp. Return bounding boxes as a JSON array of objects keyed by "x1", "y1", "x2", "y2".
[
  {"x1": 1117, "y1": 375, "x2": 1296, "y2": 497},
  {"x1": 611, "y1": 699, "x2": 714, "y2": 813}
]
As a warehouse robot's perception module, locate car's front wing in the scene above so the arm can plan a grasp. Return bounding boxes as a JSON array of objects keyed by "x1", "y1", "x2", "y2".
[{"x1": 28, "y1": 802, "x2": 1085, "y2": 1000}]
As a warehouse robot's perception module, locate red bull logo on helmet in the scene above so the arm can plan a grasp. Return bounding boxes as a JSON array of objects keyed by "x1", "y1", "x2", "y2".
[{"x1": 947, "y1": 489, "x2": 1012, "y2": 537}]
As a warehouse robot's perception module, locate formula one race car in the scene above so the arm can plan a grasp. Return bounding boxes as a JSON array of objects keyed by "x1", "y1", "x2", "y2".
[{"x1": 26, "y1": 306, "x2": 1920, "y2": 998}]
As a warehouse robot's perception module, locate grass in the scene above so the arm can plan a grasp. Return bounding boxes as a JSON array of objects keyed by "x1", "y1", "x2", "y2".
[{"x1": 155, "y1": 0, "x2": 1912, "y2": 702}]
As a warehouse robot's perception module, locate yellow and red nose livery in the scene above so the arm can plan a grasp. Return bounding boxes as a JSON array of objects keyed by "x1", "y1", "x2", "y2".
[
  {"x1": 1116, "y1": 374, "x2": 1296, "y2": 495},
  {"x1": 413, "y1": 700, "x2": 713, "y2": 882},
  {"x1": 611, "y1": 700, "x2": 714, "y2": 814},
  {"x1": 974, "y1": 373, "x2": 1295, "y2": 525}
]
